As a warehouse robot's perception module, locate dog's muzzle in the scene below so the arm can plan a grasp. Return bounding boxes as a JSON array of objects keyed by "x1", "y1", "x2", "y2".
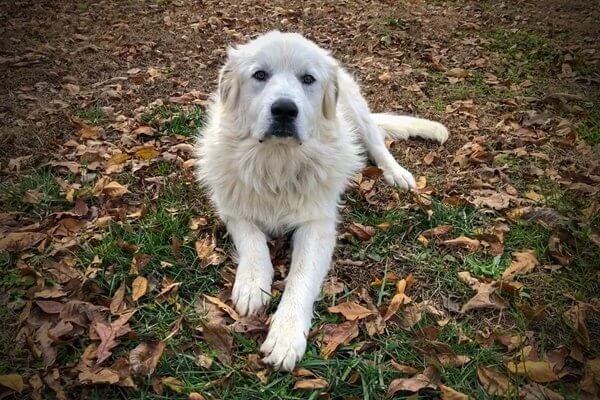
[{"x1": 265, "y1": 98, "x2": 298, "y2": 139}]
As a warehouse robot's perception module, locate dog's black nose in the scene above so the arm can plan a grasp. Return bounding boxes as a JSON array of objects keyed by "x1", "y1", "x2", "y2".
[{"x1": 271, "y1": 98, "x2": 298, "y2": 121}]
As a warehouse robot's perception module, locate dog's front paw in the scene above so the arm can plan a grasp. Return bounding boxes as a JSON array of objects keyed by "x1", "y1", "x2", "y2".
[
  {"x1": 429, "y1": 121, "x2": 449, "y2": 144},
  {"x1": 380, "y1": 160, "x2": 416, "y2": 190},
  {"x1": 232, "y1": 270, "x2": 272, "y2": 316},
  {"x1": 261, "y1": 314, "x2": 308, "y2": 371}
]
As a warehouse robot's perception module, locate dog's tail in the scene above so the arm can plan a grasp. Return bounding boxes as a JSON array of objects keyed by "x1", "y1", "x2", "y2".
[{"x1": 370, "y1": 113, "x2": 449, "y2": 144}]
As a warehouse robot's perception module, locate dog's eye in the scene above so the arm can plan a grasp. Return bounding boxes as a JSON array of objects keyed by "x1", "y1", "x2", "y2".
[
  {"x1": 301, "y1": 74, "x2": 316, "y2": 85},
  {"x1": 252, "y1": 70, "x2": 267, "y2": 81}
]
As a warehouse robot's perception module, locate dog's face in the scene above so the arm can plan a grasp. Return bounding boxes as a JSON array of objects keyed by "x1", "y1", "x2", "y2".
[{"x1": 218, "y1": 31, "x2": 338, "y2": 143}]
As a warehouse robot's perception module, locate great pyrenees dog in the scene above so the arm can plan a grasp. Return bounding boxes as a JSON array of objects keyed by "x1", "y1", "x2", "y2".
[{"x1": 196, "y1": 31, "x2": 448, "y2": 370}]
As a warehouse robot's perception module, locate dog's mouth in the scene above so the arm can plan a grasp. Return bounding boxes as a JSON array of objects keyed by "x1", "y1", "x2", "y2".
[{"x1": 260, "y1": 121, "x2": 300, "y2": 143}]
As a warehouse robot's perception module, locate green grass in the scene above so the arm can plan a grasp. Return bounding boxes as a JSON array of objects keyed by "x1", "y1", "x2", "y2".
[
  {"x1": 577, "y1": 106, "x2": 600, "y2": 146},
  {"x1": 482, "y1": 29, "x2": 561, "y2": 82},
  {"x1": 75, "y1": 103, "x2": 108, "y2": 125},
  {"x1": 0, "y1": 168, "x2": 67, "y2": 213},
  {"x1": 142, "y1": 105, "x2": 204, "y2": 136}
]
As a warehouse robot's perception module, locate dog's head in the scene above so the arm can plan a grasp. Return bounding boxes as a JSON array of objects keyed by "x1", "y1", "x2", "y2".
[{"x1": 217, "y1": 31, "x2": 338, "y2": 143}]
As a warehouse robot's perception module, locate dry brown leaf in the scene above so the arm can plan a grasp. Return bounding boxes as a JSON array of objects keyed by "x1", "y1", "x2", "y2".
[
  {"x1": 0, "y1": 374, "x2": 24, "y2": 393},
  {"x1": 520, "y1": 383, "x2": 564, "y2": 400},
  {"x1": 387, "y1": 366, "x2": 440, "y2": 396},
  {"x1": 131, "y1": 276, "x2": 149, "y2": 301},
  {"x1": 506, "y1": 360, "x2": 559, "y2": 383},
  {"x1": 477, "y1": 366, "x2": 511, "y2": 397},
  {"x1": 162, "y1": 376, "x2": 185, "y2": 393},
  {"x1": 129, "y1": 341, "x2": 165, "y2": 375},
  {"x1": 502, "y1": 250, "x2": 538, "y2": 280},
  {"x1": 132, "y1": 126, "x2": 155, "y2": 136},
  {"x1": 347, "y1": 222, "x2": 375, "y2": 241},
  {"x1": 390, "y1": 360, "x2": 419, "y2": 375},
  {"x1": 441, "y1": 236, "x2": 480, "y2": 252},
  {"x1": 461, "y1": 281, "x2": 506, "y2": 312},
  {"x1": 102, "y1": 181, "x2": 129, "y2": 198},
  {"x1": 563, "y1": 302, "x2": 591, "y2": 348},
  {"x1": 383, "y1": 276, "x2": 413, "y2": 321},
  {"x1": 421, "y1": 225, "x2": 453, "y2": 239},
  {"x1": 0, "y1": 232, "x2": 46, "y2": 251},
  {"x1": 78, "y1": 368, "x2": 120, "y2": 385},
  {"x1": 135, "y1": 146, "x2": 160, "y2": 161},
  {"x1": 188, "y1": 392, "x2": 206, "y2": 400},
  {"x1": 458, "y1": 271, "x2": 507, "y2": 312},
  {"x1": 323, "y1": 277, "x2": 345, "y2": 296},
  {"x1": 189, "y1": 216, "x2": 208, "y2": 230},
  {"x1": 320, "y1": 320, "x2": 359, "y2": 358},
  {"x1": 94, "y1": 310, "x2": 135, "y2": 364},
  {"x1": 445, "y1": 67, "x2": 470, "y2": 78},
  {"x1": 202, "y1": 323, "x2": 233, "y2": 365},
  {"x1": 293, "y1": 378, "x2": 328, "y2": 391},
  {"x1": 110, "y1": 282, "x2": 127, "y2": 315},
  {"x1": 580, "y1": 358, "x2": 600, "y2": 397},
  {"x1": 440, "y1": 384, "x2": 470, "y2": 400},
  {"x1": 327, "y1": 301, "x2": 375, "y2": 321},
  {"x1": 195, "y1": 236, "x2": 226, "y2": 268},
  {"x1": 524, "y1": 190, "x2": 544, "y2": 202},
  {"x1": 203, "y1": 295, "x2": 240, "y2": 321},
  {"x1": 471, "y1": 190, "x2": 512, "y2": 210}
]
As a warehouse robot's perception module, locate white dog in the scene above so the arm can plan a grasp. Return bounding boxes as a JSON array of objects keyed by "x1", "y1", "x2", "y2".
[{"x1": 195, "y1": 31, "x2": 448, "y2": 371}]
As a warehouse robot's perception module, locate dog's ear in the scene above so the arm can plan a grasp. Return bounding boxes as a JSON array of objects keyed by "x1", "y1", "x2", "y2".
[
  {"x1": 322, "y1": 67, "x2": 339, "y2": 120},
  {"x1": 218, "y1": 48, "x2": 240, "y2": 111}
]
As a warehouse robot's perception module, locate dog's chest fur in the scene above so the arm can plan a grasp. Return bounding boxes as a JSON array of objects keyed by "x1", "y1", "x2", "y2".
[{"x1": 198, "y1": 130, "x2": 363, "y2": 234}]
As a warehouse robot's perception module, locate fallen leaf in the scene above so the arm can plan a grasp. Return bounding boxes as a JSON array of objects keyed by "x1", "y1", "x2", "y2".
[
  {"x1": 563, "y1": 302, "x2": 590, "y2": 348},
  {"x1": 135, "y1": 147, "x2": 160, "y2": 161},
  {"x1": 445, "y1": 67, "x2": 470, "y2": 78},
  {"x1": 189, "y1": 216, "x2": 208, "y2": 230},
  {"x1": 0, "y1": 232, "x2": 46, "y2": 251},
  {"x1": 129, "y1": 253, "x2": 153, "y2": 274},
  {"x1": 188, "y1": 392, "x2": 206, "y2": 400},
  {"x1": 387, "y1": 366, "x2": 440, "y2": 396},
  {"x1": 102, "y1": 181, "x2": 129, "y2": 198},
  {"x1": 440, "y1": 384, "x2": 470, "y2": 400},
  {"x1": 320, "y1": 320, "x2": 359, "y2": 358},
  {"x1": 293, "y1": 378, "x2": 328, "y2": 391},
  {"x1": 131, "y1": 276, "x2": 149, "y2": 301},
  {"x1": 506, "y1": 360, "x2": 559, "y2": 383},
  {"x1": 202, "y1": 323, "x2": 233, "y2": 365},
  {"x1": 129, "y1": 341, "x2": 165, "y2": 375},
  {"x1": 383, "y1": 276, "x2": 413, "y2": 321},
  {"x1": 328, "y1": 301, "x2": 375, "y2": 321},
  {"x1": 471, "y1": 190, "x2": 512, "y2": 210},
  {"x1": 195, "y1": 236, "x2": 226, "y2": 268},
  {"x1": 441, "y1": 236, "x2": 480, "y2": 252},
  {"x1": 78, "y1": 368, "x2": 120, "y2": 385},
  {"x1": 323, "y1": 277, "x2": 345, "y2": 296},
  {"x1": 132, "y1": 126, "x2": 155, "y2": 136},
  {"x1": 0, "y1": 374, "x2": 24, "y2": 393},
  {"x1": 421, "y1": 225, "x2": 453, "y2": 239},
  {"x1": 390, "y1": 360, "x2": 419, "y2": 375},
  {"x1": 520, "y1": 383, "x2": 564, "y2": 400},
  {"x1": 161, "y1": 376, "x2": 185, "y2": 393},
  {"x1": 477, "y1": 366, "x2": 511, "y2": 397},
  {"x1": 580, "y1": 358, "x2": 600, "y2": 397},
  {"x1": 347, "y1": 222, "x2": 375, "y2": 241},
  {"x1": 203, "y1": 295, "x2": 240, "y2": 321},
  {"x1": 459, "y1": 271, "x2": 506, "y2": 312},
  {"x1": 524, "y1": 190, "x2": 544, "y2": 202},
  {"x1": 502, "y1": 250, "x2": 538, "y2": 280},
  {"x1": 94, "y1": 310, "x2": 135, "y2": 364}
]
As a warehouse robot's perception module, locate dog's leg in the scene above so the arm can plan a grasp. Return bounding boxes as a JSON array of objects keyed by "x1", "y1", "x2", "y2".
[
  {"x1": 227, "y1": 218, "x2": 273, "y2": 316},
  {"x1": 338, "y1": 70, "x2": 417, "y2": 189},
  {"x1": 261, "y1": 218, "x2": 336, "y2": 371}
]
